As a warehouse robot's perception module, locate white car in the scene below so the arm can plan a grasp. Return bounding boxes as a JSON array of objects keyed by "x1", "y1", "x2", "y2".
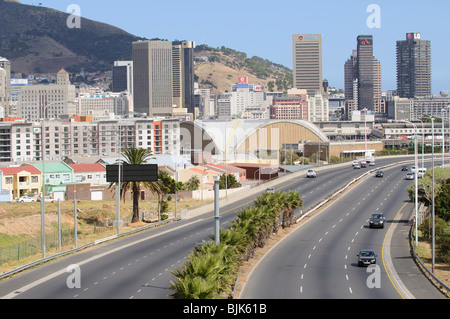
[
  {"x1": 418, "y1": 168, "x2": 427, "y2": 178},
  {"x1": 17, "y1": 196, "x2": 36, "y2": 203},
  {"x1": 306, "y1": 169, "x2": 317, "y2": 178}
]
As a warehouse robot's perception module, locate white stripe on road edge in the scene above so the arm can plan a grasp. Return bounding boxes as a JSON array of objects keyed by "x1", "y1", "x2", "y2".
[{"x1": 1, "y1": 219, "x2": 204, "y2": 299}]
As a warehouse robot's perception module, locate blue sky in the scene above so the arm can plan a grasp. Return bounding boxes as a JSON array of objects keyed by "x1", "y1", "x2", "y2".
[{"x1": 20, "y1": 0, "x2": 449, "y2": 94}]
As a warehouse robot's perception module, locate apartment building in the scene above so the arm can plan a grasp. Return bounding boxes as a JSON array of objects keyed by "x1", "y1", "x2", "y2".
[
  {"x1": 396, "y1": 33, "x2": 432, "y2": 98},
  {"x1": 0, "y1": 117, "x2": 181, "y2": 163}
]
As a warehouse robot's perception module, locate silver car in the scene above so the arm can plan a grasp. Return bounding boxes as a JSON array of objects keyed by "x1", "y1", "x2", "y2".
[
  {"x1": 405, "y1": 172, "x2": 414, "y2": 180},
  {"x1": 306, "y1": 169, "x2": 317, "y2": 178}
]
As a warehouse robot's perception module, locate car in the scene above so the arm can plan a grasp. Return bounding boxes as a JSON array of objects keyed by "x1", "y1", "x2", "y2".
[
  {"x1": 369, "y1": 212, "x2": 385, "y2": 228},
  {"x1": 17, "y1": 196, "x2": 36, "y2": 203},
  {"x1": 354, "y1": 163, "x2": 361, "y2": 169},
  {"x1": 417, "y1": 168, "x2": 427, "y2": 178},
  {"x1": 306, "y1": 169, "x2": 317, "y2": 178},
  {"x1": 369, "y1": 161, "x2": 375, "y2": 166},
  {"x1": 375, "y1": 171, "x2": 384, "y2": 178},
  {"x1": 405, "y1": 172, "x2": 415, "y2": 180},
  {"x1": 357, "y1": 249, "x2": 377, "y2": 267},
  {"x1": 360, "y1": 161, "x2": 367, "y2": 168},
  {"x1": 266, "y1": 187, "x2": 275, "y2": 193},
  {"x1": 352, "y1": 160, "x2": 358, "y2": 167},
  {"x1": 401, "y1": 165, "x2": 408, "y2": 171}
]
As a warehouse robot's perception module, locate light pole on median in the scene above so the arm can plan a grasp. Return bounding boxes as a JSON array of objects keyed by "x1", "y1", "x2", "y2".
[{"x1": 398, "y1": 120, "x2": 419, "y2": 247}]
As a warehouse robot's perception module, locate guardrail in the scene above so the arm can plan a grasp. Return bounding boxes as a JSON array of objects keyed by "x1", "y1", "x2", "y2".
[
  {"x1": 409, "y1": 217, "x2": 450, "y2": 294},
  {"x1": 0, "y1": 217, "x2": 180, "y2": 280}
]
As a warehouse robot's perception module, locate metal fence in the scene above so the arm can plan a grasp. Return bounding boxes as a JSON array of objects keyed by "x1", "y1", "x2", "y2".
[{"x1": 0, "y1": 228, "x2": 76, "y2": 266}]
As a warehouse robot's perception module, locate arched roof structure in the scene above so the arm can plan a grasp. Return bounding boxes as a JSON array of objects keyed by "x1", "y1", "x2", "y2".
[{"x1": 180, "y1": 119, "x2": 329, "y2": 160}]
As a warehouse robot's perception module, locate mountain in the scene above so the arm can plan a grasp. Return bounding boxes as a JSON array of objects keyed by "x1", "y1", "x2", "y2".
[
  {"x1": 0, "y1": 0, "x2": 142, "y2": 74},
  {"x1": 194, "y1": 45, "x2": 293, "y2": 95},
  {"x1": 0, "y1": 0, "x2": 293, "y2": 94}
]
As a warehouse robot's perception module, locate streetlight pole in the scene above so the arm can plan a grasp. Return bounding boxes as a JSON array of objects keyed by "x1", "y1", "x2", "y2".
[
  {"x1": 399, "y1": 120, "x2": 419, "y2": 247},
  {"x1": 213, "y1": 176, "x2": 220, "y2": 245},
  {"x1": 431, "y1": 117, "x2": 435, "y2": 273}
]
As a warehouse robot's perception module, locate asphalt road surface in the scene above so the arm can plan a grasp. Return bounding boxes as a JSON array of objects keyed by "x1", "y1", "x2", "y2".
[
  {"x1": 0, "y1": 155, "x2": 443, "y2": 299},
  {"x1": 240, "y1": 162, "x2": 446, "y2": 299}
]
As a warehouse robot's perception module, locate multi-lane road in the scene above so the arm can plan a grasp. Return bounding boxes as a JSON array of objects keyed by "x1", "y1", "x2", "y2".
[
  {"x1": 241, "y1": 163, "x2": 444, "y2": 299},
  {"x1": 0, "y1": 155, "x2": 445, "y2": 299}
]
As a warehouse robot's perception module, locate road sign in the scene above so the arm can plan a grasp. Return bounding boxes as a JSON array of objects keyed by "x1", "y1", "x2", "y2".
[{"x1": 106, "y1": 164, "x2": 159, "y2": 183}]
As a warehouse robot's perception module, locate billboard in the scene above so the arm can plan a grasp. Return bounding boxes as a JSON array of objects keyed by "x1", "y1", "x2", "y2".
[
  {"x1": 238, "y1": 76, "x2": 248, "y2": 84},
  {"x1": 106, "y1": 164, "x2": 159, "y2": 183}
]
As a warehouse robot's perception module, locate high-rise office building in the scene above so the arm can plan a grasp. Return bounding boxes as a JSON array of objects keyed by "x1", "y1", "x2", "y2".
[
  {"x1": 292, "y1": 34, "x2": 323, "y2": 95},
  {"x1": 172, "y1": 41, "x2": 196, "y2": 114},
  {"x1": 344, "y1": 35, "x2": 384, "y2": 117},
  {"x1": 356, "y1": 35, "x2": 375, "y2": 111},
  {"x1": 112, "y1": 61, "x2": 133, "y2": 94},
  {"x1": 396, "y1": 32, "x2": 431, "y2": 98},
  {"x1": 132, "y1": 40, "x2": 174, "y2": 117}
]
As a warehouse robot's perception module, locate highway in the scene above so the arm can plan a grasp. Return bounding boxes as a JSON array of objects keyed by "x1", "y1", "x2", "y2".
[
  {"x1": 0, "y1": 155, "x2": 443, "y2": 299},
  {"x1": 240, "y1": 162, "x2": 445, "y2": 299}
]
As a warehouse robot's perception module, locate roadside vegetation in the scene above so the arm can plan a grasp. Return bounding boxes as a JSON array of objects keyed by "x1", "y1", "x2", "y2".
[
  {"x1": 407, "y1": 168, "x2": 450, "y2": 266},
  {"x1": 169, "y1": 191, "x2": 303, "y2": 299}
]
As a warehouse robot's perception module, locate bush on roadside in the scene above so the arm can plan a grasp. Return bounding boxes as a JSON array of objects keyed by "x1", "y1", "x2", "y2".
[{"x1": 169, "y1": 191, "x2": 303, "y2": 299}]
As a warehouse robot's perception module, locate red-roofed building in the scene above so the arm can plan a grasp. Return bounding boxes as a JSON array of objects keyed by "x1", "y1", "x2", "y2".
[
  {"x1": 68, "y1": 163, "x2": 107, "y2": 186},
  {"x1": 0, "y1": 166, "x2": 42, "y2": 199}
]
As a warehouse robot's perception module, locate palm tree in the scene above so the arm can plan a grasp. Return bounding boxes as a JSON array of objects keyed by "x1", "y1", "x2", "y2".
[{"x1": 109, "y1": 146, "x2": 164, "y2": 223}]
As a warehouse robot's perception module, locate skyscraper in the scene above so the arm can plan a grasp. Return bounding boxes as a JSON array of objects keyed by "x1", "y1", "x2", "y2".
[
  {"x1": 172, "y1": 41, "x2": 196, "y2": 114},
  {"x1": 396, "y1": 32, "x2": 431, "y2": 98},
  {"x1": 112, "y1": 61, "x2": 133, "y2": 94},
  {"x1": 357, "y1": 35, "x2": 375, "y2": 111},
  {"x1": 344, "y1": 35, "x2": 384, "y2": 117},
  {"x1": 132, "y1": 40, "x2": 174, "y2": 117},
  {"x1": 292, "y1": 34, "x2": 323, "y2": 95}
]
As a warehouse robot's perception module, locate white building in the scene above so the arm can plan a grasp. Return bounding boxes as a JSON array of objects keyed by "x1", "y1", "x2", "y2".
[
  {"x1": 17, "y1": 68, "x2": 76, "y2": 121},
  {"x1": 75, "y1": 91, "x2": 131, "y2": 117},
  {"x1": 308, "y1": 90, "x2": 330, "y2": 122}
]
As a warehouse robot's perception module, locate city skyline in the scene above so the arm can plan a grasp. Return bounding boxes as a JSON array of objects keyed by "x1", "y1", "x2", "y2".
[{"x1": 19, "y1": 0, "x2": 450, "y2": 95}]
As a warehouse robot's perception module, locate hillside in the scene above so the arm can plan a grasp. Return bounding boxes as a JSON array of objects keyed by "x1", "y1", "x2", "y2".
[
  {"x1": 0, "y1": 0, "x2": 293, "y2": 93},
  {"x1": 194, "y1": 45, "x2": 293, "y2": 94},
  {"x1": 0, "y1": 0, "x2": 142, "y2": 74}
]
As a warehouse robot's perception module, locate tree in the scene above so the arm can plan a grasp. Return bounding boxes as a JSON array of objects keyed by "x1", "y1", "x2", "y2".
[
  {"x1": 435, "y1": 183, "x2": 450, "y2": 222},
  {"x1": 184, "y1": 175, "x2": 200, "y2": 191},
  {"x1": 109, "y1": 146, "x2": 164, "y2": 223},
  {"x1": 219, "y1": 174, "x2": 241, "y2": 190},
  {"x1": 157, "y1": 171, "x2": 183, "y2": 220}
]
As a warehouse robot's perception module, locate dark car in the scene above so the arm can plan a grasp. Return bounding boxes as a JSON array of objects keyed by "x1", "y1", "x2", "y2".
[
  {"x1": 369, "y1": 212, "x2": 385, "y2": 228},
  {"x1": 375, "y1": 171, "x2": 384, "y2": 178},
  {"x1": 357, "y1": 249, "x2": 377, "y2": 267},
  {"x1": 401, "y1": 165, "x2": 408, "y2": 171}
]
